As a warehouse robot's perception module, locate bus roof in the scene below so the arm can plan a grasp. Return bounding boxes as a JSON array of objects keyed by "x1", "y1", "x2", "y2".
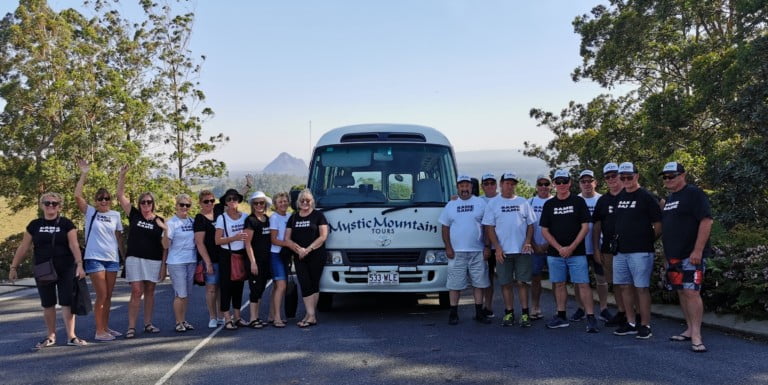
[{"x1": 315, "y1": 124, "x2": 452, "y2": 148}]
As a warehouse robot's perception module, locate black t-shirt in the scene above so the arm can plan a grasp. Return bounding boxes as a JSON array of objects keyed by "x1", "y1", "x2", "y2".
[
  {"x1": 614, "y1": 187, "x2": 662, "y2": 253},
  {"x1": 593, "y1": 192, "x2": 619, "y2": 254},
  {"x1": 246, "y1": 214, "x2": 272, "y2": 262},
  {"x1": 126, "y1": 207, "x2": 165, "y2": 261},
  {"x1": 26, "y1": 216, "x2": 76, "y2": 267},
  {"x1": 287, "y1": 210, "x2": 328, "y2": 255},
  {"x1": 194, "y1": 213, "x2": 220, "y2": 263},
  {"x1": 662, "y1": 184, "x2": 712, "y2": 259},
  {"x1": 539, "y1": 194, "x2": 591, "y2": 256}
]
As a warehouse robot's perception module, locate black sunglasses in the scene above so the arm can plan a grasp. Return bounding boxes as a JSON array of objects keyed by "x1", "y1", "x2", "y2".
[
  {"x1": 482, "y1": 181, "x2": 496, "y2": 186},
  {"x1": 620, "y1": 175, "x2": 635, "y2": 181},
  {"x1": 554, "y1": 179, "x2": 569, "y2": 185},
  {"x1": 225, "y1": 196, "x2": 240, "y2": 203},
  {"x1": 252, "y1": 201, "x2": 267, "y2": 206},
  {"x1": 178, "y1": 203, "x2": 191, "y2": 208},
  {"x1": 537, "y1": 182, "x2": 550, "y2": 187},
  {"x1": 96, "y1": 196, "x2": 111, "y2": 202},
  {"x1": 604, "y1": 173, "x2": 618, "y2": 180},
  {"x1": 201, "y1": 199, "x2": 216, "y2": 204},
  {"x1": 661, "y1": 173, "x2": 680, "y2": 180},
  {"x1": 42, "y1": 201, "x2": 60, "y2": 207},
  {"x1": 139, "y1": 200, "x2": 154, "y2": 205}
]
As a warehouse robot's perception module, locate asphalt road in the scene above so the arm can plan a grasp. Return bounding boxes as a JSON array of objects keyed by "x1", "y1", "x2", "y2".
[{"x1": 1, "y1": 279, "x2": 767, "y2": 385}]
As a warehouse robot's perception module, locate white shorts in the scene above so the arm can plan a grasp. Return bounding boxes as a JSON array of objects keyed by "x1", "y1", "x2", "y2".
[
  {"x1": 167, "y1": 263, "x2": 196, "y2": 298},
  {"x1": 446, "y1": 251, "x2": 490, "y2": 290},
  {"x1": 125, "y1": 256, "x2": 162, "y2": 283}
]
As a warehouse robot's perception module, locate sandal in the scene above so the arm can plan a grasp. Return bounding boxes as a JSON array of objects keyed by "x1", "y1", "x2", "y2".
[
  {"x1": 144, "y1": 324, "x2": 160, "y2": 333},
  {"x1": 67, "y1": 337, "x2": 88, "y2": 347},
  {"x1": 235, "y1": 318, "x2": 249, "y2": 327},
  {"x1": 125, "y1": 328, "x2": 136, "y2": 339},
  {"x1": 107, "y1": 328, "x2": 123, "y2": 337},
  {"x1": 691, "y1": 343, "x2": 708, "y2": 353},
  {"x1": 224, "y1": 320, "x2": 238, "y2": 330},
  {"x1": 248, "y1": 320, "x2": 264, "y2": 329},
  {"x1": 273, "y1": 320, "x2": 286, "y2": 328},
  {"x1": 669, "y1": 334, "x2": 691, "y2": 342},
  {"x1": 35, "y1": 337, "x2": 56, "y2": 349},
  {"x1": 181, "y1": 321, "x2": 194, "y2": 331},
  {"x1": 175, "y1": 323, "x2": 187, "y2": 333}
]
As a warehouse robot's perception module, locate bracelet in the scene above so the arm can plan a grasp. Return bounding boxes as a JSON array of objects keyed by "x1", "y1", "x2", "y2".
[{"x1": 10, "y1": 266, "x2": 17, "y2": 270}]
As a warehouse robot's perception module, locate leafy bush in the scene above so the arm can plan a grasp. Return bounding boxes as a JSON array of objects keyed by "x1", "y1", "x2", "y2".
[{"x1": 0, "y1": 232, "x2": 31, "y2": 280}]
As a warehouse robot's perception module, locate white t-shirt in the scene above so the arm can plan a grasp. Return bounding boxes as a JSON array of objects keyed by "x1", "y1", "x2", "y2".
[
  {"x1": 166, "y1": 215, "x2": 196, "y2": 264},
  {"x1": 482, "y1": 195, "x2": 536, "y2": 254},
  {"x1": 579, "y1": 192, "x2": 602, "y2": 254},
  {"x1": 529, "y1": 195, "x2": 552, "y2": 247},
  {"x1": 269, "y1": 212, "x2": 290, "y2": 253},
  {"x1": 84, "y1": 205, "x2": 123, "y2": 262},
  {"x1": 438, "y1": 195, "x2": 485, "y2": 252},
  {"x1": 215, "y1": 211, "x2": 247, "y2": 251}
]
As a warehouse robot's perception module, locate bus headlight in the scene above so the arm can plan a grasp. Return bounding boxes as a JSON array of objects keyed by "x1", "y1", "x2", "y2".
[
  {"x1": 326, "y1": 250, "x2": 343, "y2": 265},
  {"x1": 424, "y1": 250, "x2": 448, "y2": 264}
]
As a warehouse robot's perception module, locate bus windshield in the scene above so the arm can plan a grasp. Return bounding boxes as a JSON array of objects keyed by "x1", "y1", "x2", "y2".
[{"x1": 309, "y1": 143, "x2": 457, "y2": 207}]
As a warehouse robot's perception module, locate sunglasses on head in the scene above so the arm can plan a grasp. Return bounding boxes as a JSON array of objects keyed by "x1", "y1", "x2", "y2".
[
  {"x1": 201, "y1": 199, "x2": 216, "y2": 204},
  {"x1": 661, "y1": 173, "x2": 680, "y2": 180},
  {"x1": 139, "y1": 200, "x2": 154, "y2": 205},
  {"x1": 619, "y1": 175, "x2": 635, "y2": 181},
  {"x1": 177, "y1": 203, "x2": 191, "y2": 208},
  {"x1": 96, "y1": 196, "x2": 111, "y2": 202},
  {"x1": 42, "y1": 201, "x2": 60, "y2": 207},
  {"x1": 554, "y1": 179, "x2": 570, "y2": 185},
  {"x1": 252, "y1": 201, "x2": 266, "y2": 206}
]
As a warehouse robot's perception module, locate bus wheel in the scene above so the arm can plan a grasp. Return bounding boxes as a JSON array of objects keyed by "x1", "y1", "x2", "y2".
[
  {"x1": 318, "y1": 293, "x2": 334, "y2": 312},
  {"x1": 438, "y1": 291, "x2": 450, "y2": 308}
]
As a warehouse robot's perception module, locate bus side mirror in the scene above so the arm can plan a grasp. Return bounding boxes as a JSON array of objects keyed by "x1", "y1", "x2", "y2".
[{"x1": 290, "y1": 190, "x2": 300, "y2": 211}]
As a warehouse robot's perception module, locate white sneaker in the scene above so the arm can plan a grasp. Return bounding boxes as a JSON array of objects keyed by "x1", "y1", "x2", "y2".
[
  {"x1": 217, "y1": 318, "x2": 225, "y2": 325},
  {"x1": 208, "y1": 319, "x2": 218, "y2": 329}
]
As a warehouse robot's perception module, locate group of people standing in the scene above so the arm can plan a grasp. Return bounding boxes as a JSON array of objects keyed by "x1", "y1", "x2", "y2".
[
  {"x1": 9, "y1": 160, "x2": 329, "y2": 349},
  {"x1": 440, "y1": 161, "x2": 712, "y2": 353}
]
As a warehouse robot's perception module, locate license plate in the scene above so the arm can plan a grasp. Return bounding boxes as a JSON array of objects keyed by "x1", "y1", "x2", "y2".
[{"x1": 367, "y1": 272, "x2": 399, "y2": 285}]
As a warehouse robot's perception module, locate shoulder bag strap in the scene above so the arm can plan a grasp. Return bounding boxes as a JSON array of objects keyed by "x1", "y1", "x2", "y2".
[
  {"x1": 222, "y1": 213, "x2": 231, "y2": 250},
  {"x1": 84, "y1": 210, "x2": 98, "y2": 248}
]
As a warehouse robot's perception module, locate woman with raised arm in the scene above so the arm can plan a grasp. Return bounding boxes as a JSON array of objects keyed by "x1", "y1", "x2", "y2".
[
  {"x1": 74, "y1": 159, "x2": 124, "y2": 342},
  {"x1": 9, "y1": 193, "x2": 87, "y2": 348},
  {"x1": 215, "y1": 189, "x2": 249, "y2": 330},
  {"x1": 117, "y1": 165, "x2": 167, "y2": 338},
  {"x1": 244, "y1": 191, "x2": 272, "y2": 329},
  {"x1": 165, "y1": 194, "x2": 198, "y2": 332},
  {"x1": 284, "y1": 189, "x2": 328, "y2": 328},
  {"x1": 194, "y1": 190, "x2": 223, "y2": 328},
  {"x1": 267, "y1": 192, "x2": 292, "y2": 328}
]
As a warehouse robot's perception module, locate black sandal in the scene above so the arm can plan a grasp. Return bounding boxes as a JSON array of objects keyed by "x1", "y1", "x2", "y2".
[
  {"x1": 235, "y1": 318, "x2": 249, "y2": 327},
  {"x1": 125, "y1": 328, "x2": 136, "y2": 339},
  {"x1": 248, "y1": 320, "x2": 264, "y2": 329},
  {"x1": 35, "y1": 337, "x2": 56, "y2": 349},
  {"x1": 224, "y1": 320, "x2": 238, "y2": 330}
]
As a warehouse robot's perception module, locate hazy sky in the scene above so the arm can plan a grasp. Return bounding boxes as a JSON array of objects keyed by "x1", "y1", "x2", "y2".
[{"x1": 2, "y1": 1, "x2": 618, "y2": 171}]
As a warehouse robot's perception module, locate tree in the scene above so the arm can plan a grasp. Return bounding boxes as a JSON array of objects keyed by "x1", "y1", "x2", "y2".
[{"x1": 142, "y1": 0, "x2": 228, "y2": 181}]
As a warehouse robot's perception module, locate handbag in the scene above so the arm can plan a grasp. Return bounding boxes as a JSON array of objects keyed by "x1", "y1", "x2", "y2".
[
  {"x1": 33, "y1": 260, "x2": 58, "y2": 285},
  {"x1": 284, "y1": 258, "x2": 298, "y2": 319},
  {"x1": 222, "y1": 214, "x2": 246, "y2": 281},
  {"x1": 72, "y1": 277, "x2": 92, "y2": 316},
  {"x1": 193, "y1": 261, "x2": 206, "y2": 286}
]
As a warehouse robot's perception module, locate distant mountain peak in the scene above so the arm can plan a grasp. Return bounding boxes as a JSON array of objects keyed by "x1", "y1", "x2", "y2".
[{"x1": 261, "y1": 153, "x2": 307, "y2": 176}]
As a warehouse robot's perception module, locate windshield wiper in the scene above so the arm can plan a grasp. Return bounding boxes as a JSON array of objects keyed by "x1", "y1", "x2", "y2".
[{"x1": 381, "y1": 202, "x2": 443, "y2": 215}]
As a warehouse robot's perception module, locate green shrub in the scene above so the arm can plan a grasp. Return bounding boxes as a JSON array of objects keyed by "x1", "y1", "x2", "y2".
[{"x1": 0, "y1": 232, "x2": 31, "y2": 279}]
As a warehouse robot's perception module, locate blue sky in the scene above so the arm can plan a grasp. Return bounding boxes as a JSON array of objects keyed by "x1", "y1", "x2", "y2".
[{"x1": 3, "y1": 1, "x2": 619, "y2": 171}]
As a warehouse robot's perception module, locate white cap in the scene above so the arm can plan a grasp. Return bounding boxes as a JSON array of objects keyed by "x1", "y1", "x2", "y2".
[
  {"x1": 603, "y1": 162, "x2": 619, "y2": 174},
  {"x1": 536, "y1": 174, "x2": 552, "y2": 182},
  {"x1": 248, "y1": 191, "x2": 272, "y2": 206},
  {"x1": 619, "y1": 162, "x2": 637, "y2": 174},
  {"x1": 500, "y1": 172, "x2": 518, "y2": 182},
  {"x1": 553, "y1": 169, "x2": 570, "y2": 179},
  {"x1": 481, "y1": 172, "x2": 496, "y2": 181},
  {"x1": 578, "y1": 170, "x2": 595, "y2": 179},
  {"x1": 659, "y1": 161, "x2": 685, "y2": 175},
  {"x1": 457, "y1": 174, "x2": 472, "y2": 183}
]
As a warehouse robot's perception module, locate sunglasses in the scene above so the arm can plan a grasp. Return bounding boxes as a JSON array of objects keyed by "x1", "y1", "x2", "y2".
[
  {"x1": 96, "y1": 196, "x2": 111, "y2": 202},
  {"x1": 177, "y1": 203, "x2": 191, "y2": 208},
  {"x1": 482, "y1": 181, "x2": 496, "y2": 186},
  {"x1": 42, "y1": 201, "x2": 60, "y2": 207},
  {"x1": 225, "y1": 196, "x2": 240, "y2": 203},
  {"x1": 619, "y1": 175, "x2": 635, "y2": 181},
  {"x1": 139, "y1": 200, "x2": 154, "y2": 205},
  {"x1": 252, "y1": 201, "x2": 266, "y2": 206},
  {"x1": 661, "y1": 173, "x2": 680, "y2": 180},
  {"x1": 201, "y1": 199, "x2": 216, "y2": 204},
  {"x1": 604, "y1": 173, "x2": 619, "y2": 180},
  {"x1": 554, "y1": 179, "x2": 570, "y2": 185},
  {"x1": 300, "y1": 199, "x2": 312, "y2": 204},
  {"x1": 579, "y1": 179, "x2": 595, "y2": 184},
  {"x1": 537, "y1": 182, "x2": 551, "y2": 187}
]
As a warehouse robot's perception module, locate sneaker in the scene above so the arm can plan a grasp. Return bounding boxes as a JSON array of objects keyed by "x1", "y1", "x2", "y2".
[
  {"x1": 474, "y1": 313, "x2": 492, "y2": 324},
  {"x1": 217, "y1": 318, "x2": 225, "y2": 326},
  {"x1": 586, "y1": 315, "x2": 599, "y2": 333},
  {"x1": 569, "y1": 308, "x2": 586, "y2": 322},
  {"x1": 208, "y1": 319, "x2": 218, "y2": 329},
  {"x1": 501, "y1": 313, "x2": 515, "y2": 327},
  {"x1": 530, "y1": 312, "x2": 544, "y2": 320},
  {"x1": 598, "y1": 308, "x2": 613, "y2": 322},
  {"x1": 605, "y1": 312, "x2": 626, "y2": 327},
  {"x1": 482, "y1": 308, "x2": 495, "y2": 318},
  {"x1": 613, "y1": 323, "x2": 638, "y2": 336},
  {"x1": 448, "y1": 313, "x2": 459, "y2": 325},
  {"x1": 546, "y1": 317, "x2": 570, "y2": 329},
  {"x1": 636, "y1": 325, "x2": 652, "y2": 339},
  {"x1": 519, "y1": 314, "x2": 531, "y2": 328}
]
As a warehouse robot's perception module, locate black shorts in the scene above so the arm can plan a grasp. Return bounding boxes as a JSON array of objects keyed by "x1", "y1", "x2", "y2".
[{"x1": 36, "y1": 265, "x2": 75, "y2": 308}]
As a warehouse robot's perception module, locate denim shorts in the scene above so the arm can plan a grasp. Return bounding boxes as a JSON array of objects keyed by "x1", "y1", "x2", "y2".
[
  {"x1": 613, "y1": 252, "x2": 654, "y2": 288},
  {"x1": 84, "y1": 259, "x2": 120, "y2": 274},
  {"x1": 204, "y1": 263, "x2": 220, "y2": 285},
  {"x1": 547, "y1": 255, "x2": 589, "y2": 283},
  {"x1": 270, "y1": 252, "x2": 289, "y2": 281},
  {"x1": 167, "y1": 263, "x2": 196, "y2": 298}
]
